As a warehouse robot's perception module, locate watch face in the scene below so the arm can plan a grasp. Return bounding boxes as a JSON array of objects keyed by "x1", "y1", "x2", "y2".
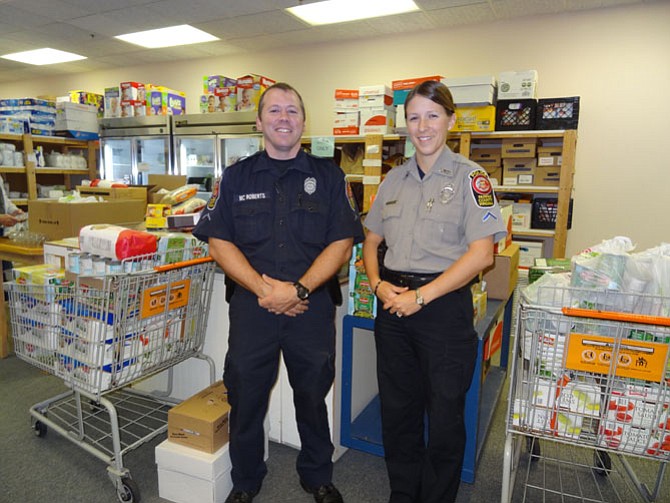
[{"x1": 295, "y1": 282, "x2": 309, "y2": 300}]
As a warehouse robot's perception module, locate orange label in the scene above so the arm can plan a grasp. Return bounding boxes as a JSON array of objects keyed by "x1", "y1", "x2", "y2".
[
  {"x1": 141, "y1": 278, "x2": 190, "y2": 318},
  {"x1": 565, "y1": 333, "x2": 668, "y2": 383}
]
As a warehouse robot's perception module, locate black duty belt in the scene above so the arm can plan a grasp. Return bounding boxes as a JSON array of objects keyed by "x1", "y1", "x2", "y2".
[{"x1": 381, "y1": 269, "x2": 441, "y2": 289}]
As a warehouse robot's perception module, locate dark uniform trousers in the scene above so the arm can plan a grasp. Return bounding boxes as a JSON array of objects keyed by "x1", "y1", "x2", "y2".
[
  {"x1": 224, "y1": 286, "x2": 336, "y2": 493},
  {"x1": 374, "y1": 282, "x2": 478, "y2": 503}
]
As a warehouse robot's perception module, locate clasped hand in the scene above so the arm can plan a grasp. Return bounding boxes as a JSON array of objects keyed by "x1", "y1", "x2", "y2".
[
  {"x1": 257, "y1": 274, "x2": 309, "y2": 317},
  {"x1": 377, "y1": 281, "x2": 421, "y2": 318}
]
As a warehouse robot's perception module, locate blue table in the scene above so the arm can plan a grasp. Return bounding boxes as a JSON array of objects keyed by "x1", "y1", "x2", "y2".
[{"x1": 340, "y1": 296, "x2": 513, "y2": 483}]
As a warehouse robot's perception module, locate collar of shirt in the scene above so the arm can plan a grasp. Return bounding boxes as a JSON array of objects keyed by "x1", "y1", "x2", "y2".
[
  {"x1": 251, "y1": 149, "x2": 313, "y2": 176},
  {"x1": 405, "y1": 147, "x2": 456, "y2": 181}
]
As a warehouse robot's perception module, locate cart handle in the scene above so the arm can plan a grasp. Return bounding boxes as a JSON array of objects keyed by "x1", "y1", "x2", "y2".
[
  {"x1": 153, "y1": 256, "x2": 214, "y2": 272},
  {"x1": 561, "y1": 307, "x2": 670, "y2": 327}
]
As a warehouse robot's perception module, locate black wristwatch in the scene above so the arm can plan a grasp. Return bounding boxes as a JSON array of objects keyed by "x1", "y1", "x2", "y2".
[{"x1": 294, "y1": 281, "x2": 310, "y2": 300}]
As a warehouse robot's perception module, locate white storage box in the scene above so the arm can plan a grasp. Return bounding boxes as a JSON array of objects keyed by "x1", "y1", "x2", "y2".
[
  {"x1": 498, "y1": 70, "x2": 538, "y2": 100},
  {"x1": 513, "y1": 240, "x2": 544, "y2": 268},
  {"x1": 442, "y1": 76, "x2": 496, "y2": 106},
  {"x1": 512, "y1": 202, "x2": 532, "y2": 230},
  {"x1": 156, "y1": 440, "x2": 232, "y2": 503}
]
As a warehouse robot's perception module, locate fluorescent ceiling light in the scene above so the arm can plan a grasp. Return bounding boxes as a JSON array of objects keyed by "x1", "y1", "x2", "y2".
[
  {"x1": 287, "y1": 0, "x2": 420, "y2": 26},
  {"x1": 115, "y1": 24, "x2": 219, "y2": 48},
  {"x1": 1, "y1": 48, "x2": 86, "y2": 65}
]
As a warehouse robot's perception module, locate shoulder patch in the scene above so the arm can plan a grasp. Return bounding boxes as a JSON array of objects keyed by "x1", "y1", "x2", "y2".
[
  {"x1": 468, "y1": 169, "x2": 495, "y2": 208},
  {"x1": 206, "y1": 177, "x2": 222, "y2": 210}
]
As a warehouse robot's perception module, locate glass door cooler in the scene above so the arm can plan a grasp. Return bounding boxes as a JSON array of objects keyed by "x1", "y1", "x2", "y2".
[
  {"x1": 172, "y1": 111, "x2": 262, "y2": 199},
  {"x1": 99, "y1": 116, "x2": 172, "y2": 184}
]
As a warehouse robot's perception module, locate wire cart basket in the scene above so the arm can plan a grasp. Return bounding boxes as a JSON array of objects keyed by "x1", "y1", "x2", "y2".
[
  {"x1": 502, "y1": 286, "x2": 670, "y2": 503},
  {"x1": 6, "y1": 249, "x2": 217, "y2": 503}
]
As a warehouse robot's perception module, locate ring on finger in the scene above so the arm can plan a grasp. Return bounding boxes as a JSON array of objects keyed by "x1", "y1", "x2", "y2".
[{"x1": 396, "y1": 312, "x2": 402, "y2": 318}]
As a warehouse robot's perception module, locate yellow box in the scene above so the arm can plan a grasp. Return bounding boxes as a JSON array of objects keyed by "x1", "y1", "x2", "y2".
[
  {"x1": 452, "y1": 105, "x2": 495, "y2": 132},
  {"x1": 145, "y1": 204, "x2": 171, "y2": 229}
]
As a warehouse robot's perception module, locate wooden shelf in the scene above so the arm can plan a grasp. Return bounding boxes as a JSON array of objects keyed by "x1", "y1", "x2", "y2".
[
  {"x1": 495, "y1": 185, "x2": 560, "y2": 194},
  {"x1": 0, "y1": 133, "x2": 98, "y2": 202},
  {"x1": 512, "y1": 229, "x2": 556, "y2": 238},
  {"x1": 35, "y1": 168, "x2": 90, "y2": 175}
]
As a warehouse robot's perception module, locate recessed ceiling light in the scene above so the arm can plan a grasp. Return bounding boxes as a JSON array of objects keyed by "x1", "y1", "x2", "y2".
[
  {"x1": 287, "y1": 0, "x2": 420, "y2": 26},
  {"x1": 1, "y1": 48, "x2": 86, "y2": 65},
  {"x1": 115, "y1": 24, "x2": 219, "y2": 49}
]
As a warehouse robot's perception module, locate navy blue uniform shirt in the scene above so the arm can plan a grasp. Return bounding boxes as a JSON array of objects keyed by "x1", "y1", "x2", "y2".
[{"x1": 193, "y1": 150, "x2": 364, "y2": 282}]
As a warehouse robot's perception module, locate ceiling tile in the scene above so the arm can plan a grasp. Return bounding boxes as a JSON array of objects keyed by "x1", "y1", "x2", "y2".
[
  {"x1": 0, "y1": 4, "x2": 54, "y2": 28},
  {"x1": 417, "y1": 0, "x2": 489, "y2": 9},
  {"x1": 490, "y1": 0, "x2": 562, "y2": 19},
  {"x1": 364, "y1": 11, "x2": 437, "y2": 35},
  {"x1": 198, "y1": 10, "x2": 307, "y2": 40},
  {"x1": 425, "y1": 3, "x2": 496, "y2": 26}
]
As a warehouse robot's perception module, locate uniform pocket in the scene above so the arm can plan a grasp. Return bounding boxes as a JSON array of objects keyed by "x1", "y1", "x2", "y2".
[
  {"x1": 381, "y1": 202, "x2": 403, "y2": 248},
  {"x1": 232, "y1": 198, "x2": 272, "y2": 245},
  {"x1": 419, "y1": 202, "x2": 462, "y2": 252},
  {"x1": 291, "y1": 195, "x2": 327, "y2": 244}
]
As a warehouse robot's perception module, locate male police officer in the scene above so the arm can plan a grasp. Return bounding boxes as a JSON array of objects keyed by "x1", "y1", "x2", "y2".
[{"x1": 193, "y1": 83, "x2": 363, "y2": 503}]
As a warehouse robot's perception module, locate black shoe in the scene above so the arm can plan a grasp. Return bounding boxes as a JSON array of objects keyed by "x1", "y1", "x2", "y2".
[
  {"x1": 225, "y1": 489, "x2": 257, "y2": 503},
  {"x1": 300, "y1": 480, "x2": 344, "y2": 503}
]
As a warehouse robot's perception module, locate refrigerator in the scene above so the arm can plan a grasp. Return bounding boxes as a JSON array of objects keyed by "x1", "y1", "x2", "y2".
[
  {"x1": 99, "y1": 116, "x2": 172, "y2": 184},
  {"x1": 171, "y1": 111, "x2": 262, "y2": 198}
]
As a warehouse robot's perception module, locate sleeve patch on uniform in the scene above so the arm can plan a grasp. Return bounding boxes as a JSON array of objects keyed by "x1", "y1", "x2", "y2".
[
  {"x1": 469, "y1": 169, "x2": 495, "y2": 208},
  {"x1": 206, "y1": 177, "x2": 221, "y2": 210}
]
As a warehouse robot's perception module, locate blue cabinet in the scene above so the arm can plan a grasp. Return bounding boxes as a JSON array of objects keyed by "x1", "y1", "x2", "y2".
[{"x1": 340, "y1": 296, "x2": 513, "y2": 483}]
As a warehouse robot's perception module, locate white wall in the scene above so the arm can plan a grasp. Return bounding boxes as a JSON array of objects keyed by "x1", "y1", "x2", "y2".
[{"x1": 1, "y1": 2, "x2": 668, "y2": 256}]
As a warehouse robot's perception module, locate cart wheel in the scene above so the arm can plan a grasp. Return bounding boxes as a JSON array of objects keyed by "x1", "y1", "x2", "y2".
[
  {"x1": 33, "y1": 421, "x2": 47, "y2": 437},
  {"x1": 526, "y1": 437, "x2": 540, "y2": 461},
  {"x1": 117, "y1": 477, "x2": 141, "y2": 503},
  {"x1": 593, "y1": 450, "x2": 612, "y2": 477}
]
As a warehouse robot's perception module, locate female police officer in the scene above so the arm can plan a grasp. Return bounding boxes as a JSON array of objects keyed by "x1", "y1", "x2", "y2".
[{"x1": 362, "y1": 80, "x2": 507, "y2": 503}]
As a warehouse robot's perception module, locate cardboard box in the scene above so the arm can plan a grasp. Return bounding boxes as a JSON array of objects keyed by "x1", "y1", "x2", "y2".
[
  {"x1": 391, "y1": 75, "x2": 443, "y2": 91},
  {"x1": 28, "y1": 199, "x2": 147, "y2": 240},
  {"x1": 148, "y1": 174, "x2": 188, "y2": 204},
  {"x1": 168, "y1": 381, "x2": 231, "y2": 453},
  {"x1": 534, "y1": 166, "x2": 561, "y2": 187},
  {"x1": 494, "y1": 201, "x2": 513, "y2": 253},
  {"x1": 442, "y1": 75, "x2": 496, "y2": 106},
  {"x1": 120, "y1": 81, "x2": 145, "y2": 102},
  {"x1": 482, "y1": 243, "x2": 519, "y2": 300},
  {"x1": 497, "y1": 70, "x2": 538, "y2": 100},
  {"x1": 471, "y1": 148, "x2": 502, "y2": 169},
  {"x1": 537, "y1": 145, "x2": 563, "y2": 167},
  {"x1": 334, "y1": 89, "x2": 359, "y2": 110},
  {"x1": 104, "y1": 87, "x2": 121, "y2": 118},
  {"x1": 503, "y1": 158, "x2": 537, "y2": 186},
  {"x1": 42, "y1": 237, "x2": 80, "y2": 269},
  {"x1": 501, "y1": 138, "x2": 536, "y2": 158},
  {"x1": 203, "y1": 75, "x2": 236, "y2": 94},
  {"x1": 360, "y1": 106, "x2": 395, "y2": 135},
  {"x1": 514, "y1": 240, "x2": 544, "y2": 268},
  {"x1": 156, "y1": 440, "x2": 232, "y2": 503},
  {"x1": 76, "y1": 186, "x2": 147, "y2": 202},
  {"x1": 236, "y1": 74, "x2": 276, "y2": 112},
  {"x1": 453, "y1": 105, "x2": 495, "y2": 132},
  {"x1": 512, "y1": 201, "x2": 533, "y2": 230}
]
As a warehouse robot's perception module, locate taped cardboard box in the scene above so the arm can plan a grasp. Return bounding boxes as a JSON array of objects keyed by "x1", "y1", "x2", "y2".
[
  {"x1": 76, "y1": 186, "x2": 147, "y2": 202},
  {"x1": 168, "y1": 380, "x2": 230, "y2": 454},
  {"x1": 482, "y1": 243, "x2": 519, "y2": 300},
  {"x1": 148, "y1": 174, "x2": 187, "y2": 204},
  {"x1": 28, "y1": 199, "x2": 146, "y2": 240}
]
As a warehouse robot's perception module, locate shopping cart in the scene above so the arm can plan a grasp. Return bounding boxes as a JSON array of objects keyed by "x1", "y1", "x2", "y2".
[
  {"x1": 6, "y1": 249, "x2": 217, "y2": 503},
  {"x1": 502, "y1": 286, "x2": 670, "y2": 503}
]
